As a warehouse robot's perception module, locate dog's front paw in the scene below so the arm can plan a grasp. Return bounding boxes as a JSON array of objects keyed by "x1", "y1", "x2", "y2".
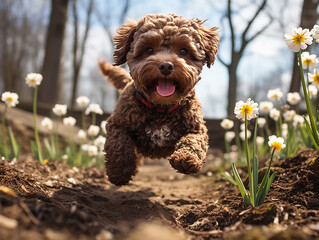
[{"x1": 169, "y1": 149, "x2": 202, "y2": 174}]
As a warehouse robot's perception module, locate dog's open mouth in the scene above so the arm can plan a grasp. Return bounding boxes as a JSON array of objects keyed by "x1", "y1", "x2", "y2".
[{"x1": 156, "y1": 79, "x2": 175, "y2": 97}]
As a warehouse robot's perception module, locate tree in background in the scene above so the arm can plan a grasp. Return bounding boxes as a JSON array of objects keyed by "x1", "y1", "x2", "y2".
[
  {"x1": 218, "y1": 0, "x2": 273, "y2": 116},
  {"x1": 70, "y1": 0, "x2": 94, "y2": 109},
  {"x1": 39, "y1": 0, "x2": 69, "y2": 106}
]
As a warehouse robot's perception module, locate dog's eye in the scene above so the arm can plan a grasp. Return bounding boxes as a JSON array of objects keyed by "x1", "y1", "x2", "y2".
[
  {"x1": 179, "y1": 48, "x2": 188, "y2": 56},
  {"x1": 145, "y1": 47, "x2": 154, "y2": 55}
]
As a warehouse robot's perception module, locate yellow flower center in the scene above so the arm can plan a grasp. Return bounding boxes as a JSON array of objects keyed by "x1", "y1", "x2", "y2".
[
  {"x1": 313, "y1": 74, "x2": 319, "y2": 84},
  {"x1": 272, "y1": 142, "x2": 282, "y2": 151},
  {"x1": 304, "y1": 59, "x2": 312, "y2": 65},
  {"x1": 7, "y1": 96, "x2": 13, "y2": 102},
  {"x1": 240, "y1": 104, "x2": 252, "y2": 116},
  {"x1": 30, "y1": 78, "x2": 36, "y2": 83},
  {"x1": 293, "y1": 33, "x2": 305, "y2": 44}
]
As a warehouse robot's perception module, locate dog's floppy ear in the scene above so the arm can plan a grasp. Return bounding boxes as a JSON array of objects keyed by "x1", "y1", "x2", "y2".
[
  {"x1": 113, "y1": 20, "x2": 138, "y2": 66},
  {"x1": 198, "y1": 26, "x2": 220, "y2": 68}
]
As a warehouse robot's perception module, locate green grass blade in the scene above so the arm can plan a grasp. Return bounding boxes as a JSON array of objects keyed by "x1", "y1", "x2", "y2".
[
  {"x1": 220, "y1": 171, "x2": 236, "y2": 185},
  {"x1": 257, "y1": 173, "x2": 276, "y2": 206},
  {"x1": 304, "y1": 116, "x2": 319, "y2": 150},
  {"x1": 252, "y1": 116, "x2": 259, "y2": 204},
  {"x1": 232, "y1": 163, "x2": 248, "y2": 201},
  {"x1": 30, "y1": 141, "x2": 39, "y2": 160},
  {"x1": 8, "y1": 127, "x2": 19, "y2": 158}
]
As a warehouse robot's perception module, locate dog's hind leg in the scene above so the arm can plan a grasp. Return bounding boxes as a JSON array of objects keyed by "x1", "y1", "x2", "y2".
[
  {"x1": 168, "y1": 132, "x2": 208, "y2": 174},
  {"x1": 104, "y1": 124, "x2": 138, "y2": 186}
]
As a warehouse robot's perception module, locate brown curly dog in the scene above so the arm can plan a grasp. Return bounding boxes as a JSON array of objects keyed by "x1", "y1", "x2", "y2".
[{"x1": 99, "y1": 14, "x2": 219, "y2": 186}]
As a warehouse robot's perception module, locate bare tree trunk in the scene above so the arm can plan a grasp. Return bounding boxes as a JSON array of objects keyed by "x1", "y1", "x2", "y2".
[
  {"x1": 289, "y1": 0, "x2": 319, "y2": 93},
  {"x1": 39, "y1": 0, "x2": 68, "y2": 105},
  {"x1": 219, "y1": 0, "x2": 272, "y2": 116},
  {"x1": 70, "y1": 0, "x2": 94, "y2": 109}
]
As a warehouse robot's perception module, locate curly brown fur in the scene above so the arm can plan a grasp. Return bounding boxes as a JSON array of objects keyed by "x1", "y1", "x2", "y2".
[{"x1": 101, "y1": 14, "x2": 219, "y2": 186}]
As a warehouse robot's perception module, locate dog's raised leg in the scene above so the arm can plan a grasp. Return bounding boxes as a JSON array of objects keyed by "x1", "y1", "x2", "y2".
[
  {"x1": 104, "y1": 124, "x2": 138, "y2": 186},
  {"x1": 169, "y1": 133, "x2": 208, "y2": 174}
]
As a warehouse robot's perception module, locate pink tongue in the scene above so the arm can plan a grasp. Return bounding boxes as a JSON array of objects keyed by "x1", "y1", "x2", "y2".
[{"x1": 156, "y1": 79, "x2": 175, "y2": 97}]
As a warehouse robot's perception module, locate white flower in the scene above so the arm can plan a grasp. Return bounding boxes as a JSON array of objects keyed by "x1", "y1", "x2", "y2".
[
  {"x1": 308, "y1": 84, "x2": 318, "y2": 99},
  {"x1": 301, "y1": 52, "x2": 318, "y2": 69},
  {"x1": 63, "y1": 116, "x2": 76, "y2": 127},
  {"x1": 240, "y1": 123, "x2": 245, "y2": 131},
  {"x1": 81, "y1": 144, "x2": 90, "y2": 151},
  {"x1": 100, "y1": 120, "x2": 107, "y2": 134},
  {"x1": 256, "y1": 136, "x2": 264, "y2": 145},
  {"x1": 269, "y1": 108, "x2": 280, "y2": 121},
  {"x1": 239, "y1": 130, "x2": 251, "y2": 141},
  {"x1": 234, "y1": 98, "x2": 259, "y2": 121},
  {"x1": 287, "y1": 92, "x2": 301, "y2": 105},
  {"x1": 87, "y1": 145, "x2": 98, "y2": 157},
  {"x1": 259, "y1": 101, "x2": 274, "y2": 114},
  {"x1": 311, "y1": 25, "x2": 319, "y2": 43},
  {"x1": 220, "y1": 119, "x2": 234, "y2": 130},
  {"x1": 85, "y1": 103, "x2": 103, "y2": 115},
  {"x1": 293, "y1": 115, "x2": 304, "y2": 127},
  {"x1": 87, "y1": 125, "x2": 100, "y2": 137},
  {"x1": 283, "y1": 110, "x2": 296, "y2": 122},
  {"x1": 94, "y1": 135, "x2": 106, "y2": 150},
  {"x1": 308, "y1": 69, "x2": 319, "y2": 87},
  {"x1": 225, "y1": 131, "x2": 235, "y2": 142},
  {"x1": 77, "y1": 129, "x2": 87, "y2": 140},
  {"x1": 41, "y1": 117, "x2": 53, "y2": 130},
  {"x1": 25, "y1": 73, "x2": 43, "y2": 87},
  {"x1": 282, "y1": 123, "x2": 288, "y2": 130},
  {"x1": 52, "y1": 104, "x2": 67, "y2": 116},
  {"x1": 76, "y1": 96, "x2": 90, "y2": 108},
  {"x1": 284, "y1": 27, "x2": 313, "y2": 52},
  {"x1": 268, "y1": 135, "x2": 286, "y2": 151},
  {"x1": 257, "y1": 117, "x2": 266, "y2": 128},
  {"x1": 1, "y1": 92, "x2": 19, "y2": 107},
  {"x1": 267, "y1": 88, "x2": 283, "y2": 101}
]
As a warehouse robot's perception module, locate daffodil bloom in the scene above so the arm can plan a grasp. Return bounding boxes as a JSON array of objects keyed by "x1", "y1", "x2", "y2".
[
  {"x1": 308, "y1": 69, "x2": 319, "y2": 87},
  {"x1": 77, "y1": 129, "x2": 87, "y2": 140},
  {"x1": 308, "y1": 84, "x2": 318, "y2": 99},
  {"x1": 256, "y1": 136, "x2": 264, "y2": 145},
  {"x1": 301, "y1": 52, "x2": 318, "y2": 69},
  {"x1": 25, "y1": 73, "x2": 43, "y2": 88},
  {"x1": 220, "y1": 119, "x2": 234, "y2": 130},
  {"x1": 52, "y1": 104, "x2": 67, "y2": 116},
  {"x1": 94, "y1": 135, "x2": 106, "y2": 151},
  {"x1": 285, "y1": 27, "x2": 313, "y2": 52},
  {"x1": 311, "y1": 25, "x2": 319, "y2": 43},
  {"x1": 293, "y1": 115, "x2": 304, "y2": 127},
  {"x1": 257, "y1": 117, "x2": 266, "y2": 128},
  {"x1": 87, "y1": 145, "x2": 98, "y2": 157},
  {"x1": 283, "y1": 110, "x2": 296, "y2": 122},
  {"x1": 100, "y1": 120, "x2": 107, "y2": 134},
  {"x1": 76, "y1": 96, "x2": 90, "y2": 108},
  {"x1": 63, "y1": 117, "x2": 76, "y2": 127},
  {"x1": 267, "y1": 88, "x2": 283, "y2": 101},
  {"x1": 259, "y1": 101, "x2": 274, "y2": 114},
  {"x1": 269, "y1": 108, "x2": 280, "y2": 121},
  {"x1": 87, "y1": 125, "x2": 100, "y2": 137},
  {"x1": 225, "y1": 131, "x2": 235, "y2": 142},
  {"x1": 1, "y1": 92, "x2": 19, "y2": 108},
  {"x1": 85, "y1": 103, "x2": 103, "y2": 115},
  {"x1": 287, "y1": 92, "x2": 301, "y2": 105},
  {"x1": 239, "y1": 130, "x2": 251, "y2": 141},
  {"x1": 41, "y1": 117, "x2": 53, "y2": 130},
  {"x1": 268, "y1": 135, "x2": 286, "y2": 151},
  {"x1": 234, "y1": 98, "x2": 259, "y2": 121}
]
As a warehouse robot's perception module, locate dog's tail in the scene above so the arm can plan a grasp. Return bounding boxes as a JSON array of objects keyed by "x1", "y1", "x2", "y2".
[{"x1": 98, "y1": 59, "x2": 133, "y2": 90}]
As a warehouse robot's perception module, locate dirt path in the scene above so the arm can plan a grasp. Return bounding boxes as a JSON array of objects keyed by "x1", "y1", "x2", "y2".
[{"x1": 0, "y1": 149, "x2": 319, "y2": 239}]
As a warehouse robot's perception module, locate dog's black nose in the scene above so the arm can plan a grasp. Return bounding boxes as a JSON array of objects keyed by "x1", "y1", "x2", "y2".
[{"x1": 158, "y1": 62, "x2": 174, "y2": 76}]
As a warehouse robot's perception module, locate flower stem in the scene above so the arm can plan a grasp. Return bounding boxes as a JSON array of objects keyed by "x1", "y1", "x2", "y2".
[
  {"x1": 92, "y1": 113, "x2": 96, "y2": 126},
  {"x1": 33, "y1": 86, "x2": 43, "y2": 163},
  {"x1": 1, "y1": 105, "x2": 9, "y2": 159},
  {"x1": 244, "y1": 114, "x2": 253, "y2": 206},
  {"x1": 81, "y1": 110, "x2": 86, "y2": 130},
  {"x1": 298, "y1": 50, "x2": 319, "y2": 147}
]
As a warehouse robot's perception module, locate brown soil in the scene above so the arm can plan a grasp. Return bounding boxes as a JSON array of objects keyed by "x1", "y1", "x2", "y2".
[{"x1": 0, "y1": 148, "x2": 318, "y2": 240}]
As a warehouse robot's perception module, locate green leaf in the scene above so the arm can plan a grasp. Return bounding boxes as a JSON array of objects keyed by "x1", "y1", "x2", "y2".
[
  {"x1": 8, "y1": 127, "x2": 20, "y2": 159},
  {"x1": 252, "y1": 116, "x2": 259, "y2": 203},
  {"x1": 30, "y1": 141, "x2": 39, "y2": 160},
  {"x1": 232, "y1": 163, "x2": 249, "y2": 202},
  {"x1": 304, "y1": 116, "x2": 319, "y2": 150},
  {"x1": 220, "y1": 171, "x2": 236, "y2": 185},
  {"x1": 257, "y1": 173, "x2": 276, "y2": 206}
]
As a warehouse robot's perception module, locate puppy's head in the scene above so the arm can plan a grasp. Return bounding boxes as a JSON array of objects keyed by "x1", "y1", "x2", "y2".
[{"x1": 113, "y1": 14, "x2": 219, "y2": 105}]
